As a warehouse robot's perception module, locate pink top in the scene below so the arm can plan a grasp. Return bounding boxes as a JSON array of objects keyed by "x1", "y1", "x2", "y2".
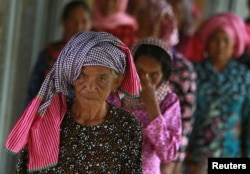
[
  {"x1": 108, "y1": 90, "x2": 182, "y2": 174},
  {"x1": 92, "y1": 0, "x2": 138, "y2": 30}
]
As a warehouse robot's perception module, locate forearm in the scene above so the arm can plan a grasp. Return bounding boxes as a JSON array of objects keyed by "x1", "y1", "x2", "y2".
[
  {"x1": 144, "y1": 115, "x2": 181, "y2": 162},
  {"x1": 144, "y1": 99, "x2": 161, "y2": 121}
]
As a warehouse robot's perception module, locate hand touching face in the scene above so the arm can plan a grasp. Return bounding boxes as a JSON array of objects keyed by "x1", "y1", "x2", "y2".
[
  {"x1": 135, "y1": 55, "x2": 163, "y2": 104},
  {"x1": 135, "y1": 55, "x2": 163, "y2": 89},
  {"x1": 135, "y1": 55, "x2": 163, "y2": 120}
]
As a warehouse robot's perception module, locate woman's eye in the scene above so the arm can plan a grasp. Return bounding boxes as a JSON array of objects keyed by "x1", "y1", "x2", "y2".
[
  {"x1": 80, "y1": 73, "x2": 86, "y2": 79},
  {"x1": 99, "y1": 76, "x2": 106, "y2": 81},
  {"x1": 151, "y1": 73, "x2": 158, "y2": 78}
]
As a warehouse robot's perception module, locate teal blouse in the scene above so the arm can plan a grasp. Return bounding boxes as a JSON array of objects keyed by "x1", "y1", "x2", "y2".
[{"x1": 188, "y1": 58, "x2": 250, "y2": 163}]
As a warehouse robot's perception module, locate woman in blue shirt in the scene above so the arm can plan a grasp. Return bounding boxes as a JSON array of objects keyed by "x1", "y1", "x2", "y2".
[{"x1": 185, "y1": 12, "x2": 250, "y2": 174}]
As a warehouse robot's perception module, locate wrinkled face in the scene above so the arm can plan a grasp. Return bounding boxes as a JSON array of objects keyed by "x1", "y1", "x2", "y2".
[
  {"x1": 63, "y1": 7, "x2": 92, "y2": 39},
  {"x1": 99, "y1": 0, "x2": 122, "y2": 16},
  {"x1": 135, "y1": 55, "x2": 163, "y2": 88},
  {"x1": 74, "y1": 66, "x2": 123, "y2": 107},
  {"x1": 207, "y1": 29, "x2": 234, "y2": 63}
]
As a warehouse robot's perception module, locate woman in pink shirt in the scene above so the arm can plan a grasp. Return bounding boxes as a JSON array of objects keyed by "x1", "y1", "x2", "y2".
[{"x1": 108, "y1": 37, "x2": 182, "y2": 174}]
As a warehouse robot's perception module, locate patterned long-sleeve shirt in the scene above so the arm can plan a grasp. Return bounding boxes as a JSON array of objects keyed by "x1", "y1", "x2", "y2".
[
  {"x1": 15, "y1": 103, "x2": 143, "y2": 173},
  {"x1": 169, "y1": 50, "x2": 197, "y2": 162},
  {"x1": 108, "y1": 86, "x2": 182, "y2": 174},
  {"x1": 188, "y1": 58, "x2": 250, "y2": 163}
]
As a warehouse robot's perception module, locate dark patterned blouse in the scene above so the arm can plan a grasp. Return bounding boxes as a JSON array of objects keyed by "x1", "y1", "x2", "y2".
[
  {"x1": 15, "y1": 103, "x2": 143, "y2": 174},
  {"x1": 169, "y1": 50, "x2": 197, "y2": 162}
]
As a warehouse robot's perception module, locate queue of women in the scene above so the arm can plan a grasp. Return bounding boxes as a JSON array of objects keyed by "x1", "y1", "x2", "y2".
[{"x1": 5, "y1": 0, "x2": 250, "y2": 174}]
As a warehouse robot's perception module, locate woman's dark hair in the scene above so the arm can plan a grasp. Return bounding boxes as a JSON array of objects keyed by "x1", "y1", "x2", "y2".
[
  {"x1": 62, "y1": 0, "x2": 92, "y2": 20},
  {"x1": 134, "y1": 44, "x2": 172, "y2": 81}
]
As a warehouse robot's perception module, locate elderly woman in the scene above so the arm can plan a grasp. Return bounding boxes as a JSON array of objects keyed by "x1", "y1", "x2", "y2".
[
  {"x1": 108, "y1": 37, "x2": 182, "y2": 174},
  {"x1": 6, "y1": 31, "x2": 143, "y2": 173},
  {"x1": 132, "y1": 1, "x2": 197, "y2": 173},
  {"x1": 185, "y1": 12, "x2": 250, "y2": 174}
]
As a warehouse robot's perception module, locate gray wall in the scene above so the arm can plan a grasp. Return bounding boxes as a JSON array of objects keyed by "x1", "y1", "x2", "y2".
[{"x1": 0, "y1": 0, "x2": 69, "y2": 173}]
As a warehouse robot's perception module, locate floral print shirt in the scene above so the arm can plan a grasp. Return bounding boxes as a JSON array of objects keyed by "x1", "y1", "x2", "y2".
[
  {"x1": 188, "y1": 58, "x2": 250, "y2": 163},
  {"x1": 15, "y1": 103, "x2": 143, "y2": 173},
  {"x1": 169, "y1": 50, "x2": 197, "y2": 162},
  {"x1": 108, "y1": 86, "x2": 182, "y2": 174}
]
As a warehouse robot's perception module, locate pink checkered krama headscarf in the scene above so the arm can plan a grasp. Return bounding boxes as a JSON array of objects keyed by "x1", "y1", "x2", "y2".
[
  {"x1": 5, "y1": 31, "x2": 141, "y2": 171},
  {"x1": 184, "y1": 12, "x2": 250, "y2": 62}
]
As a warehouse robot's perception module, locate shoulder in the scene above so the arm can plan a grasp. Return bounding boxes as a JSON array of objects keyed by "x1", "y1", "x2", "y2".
[
  {"x1": 171, "y1": 52, "x2": 197, "y2": 83},
  {"x1": 166, "y1": 91, "x2": 179, "y2": 102},
  {"x1": 173, "y1": 51, "x2": 195, "y2": 71},
  {"x1": 161, "y1": 90, "x2": 180, "y2": 107},
  {"x1": 110, "y1": 104, "x2": 142, "y2": 128},
  {"x1": 40, "y1": 40, "x2": 64, "y2": 52},
  {"x1": 160, "y1": 91, "x2": 181, "y2": 115},
  {"x1": 48, "y1": 40, "x2": 64, "y2": 47},
  {"x1": 236, "y1": 59, "x2": 249, "y2": 69},
  {"x1": 109, "y1": 104, "x2": 142, "y2": 139},
  {"x1": 232, "y1": 60, "x2": 250, "y2": 80},
  {"x1": 231, "y1": 59, "x2": 249, "y2": 71},
  {"x1": 193, "y1": 60, "x2": 206, "y2": 70}
]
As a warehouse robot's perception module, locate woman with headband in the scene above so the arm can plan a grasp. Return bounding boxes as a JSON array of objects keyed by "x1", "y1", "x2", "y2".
[
  {"x1": 108, "y1": 37, "x2": 182, "y2": 174},
  {"x1": 6, "y1": 31, "x2": 142, "y2": 173},
  {"x1": 131, "y1": 0, "x2": 197, "y2": 173}
]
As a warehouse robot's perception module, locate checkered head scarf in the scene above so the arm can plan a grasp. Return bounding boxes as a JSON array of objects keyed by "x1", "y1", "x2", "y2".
[
  {"x1": 123, "y1": 37, "x2": 172, "y2": 110},
  {"x1": 5, "y1": 31, "x2": 141, "y2": 171},
  {"x1": 39, "y1": 31, "x2": 140, "y2": 113},
  {"x1": 130, "y1": 36, "x2": 172, "y2": 59}
]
